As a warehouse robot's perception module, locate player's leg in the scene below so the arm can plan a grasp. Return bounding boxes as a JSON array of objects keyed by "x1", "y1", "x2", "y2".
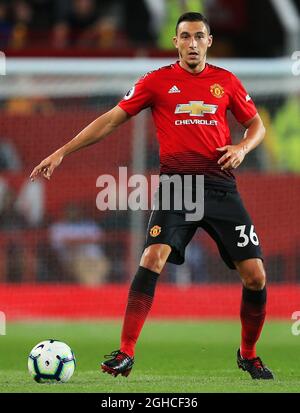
[
  {"x1": 119, "y1": 243, "x2": 171, "y2": 358},
  {"x1": 117, "y1": 199, "x2": 197, "y2": 364},
  {"x1": 200, "y1": 189, "x2": 273, "y2": 379},
  {"x1": 101, "y1": 202, "x2": 197, "y2": 377},
  {"x1": 234, "y1": 257, "x2": 273, "y2": 379},
  {"x1": 101, "y1": 244, "x2": 171, "y2": 377},
  {"x1": 235, "y1": 258, "x2": 266, "y2": 360}
]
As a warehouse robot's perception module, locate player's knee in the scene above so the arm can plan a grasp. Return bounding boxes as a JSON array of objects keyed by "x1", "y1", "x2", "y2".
[
  {"x1": 140, "y1": 245, "x2": 171, "y2": 274},
  {"x1": 236, "y1": 259, "x2": 266, "y2": 290},
  {"x1": 243, "y1": 271, "x2": 266, "y2": 290}
]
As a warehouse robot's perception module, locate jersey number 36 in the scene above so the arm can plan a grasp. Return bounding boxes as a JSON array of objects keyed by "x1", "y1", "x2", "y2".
[{"x1": 235, "y1": 225, "x2": 259, "y2": 247}]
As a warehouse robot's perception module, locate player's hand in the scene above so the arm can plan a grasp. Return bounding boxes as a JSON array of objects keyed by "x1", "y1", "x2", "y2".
[
  {"x1": 30, "y1": 151, "x2": 64, "y2": 181},
  {"x1": 216, "y1": 144, "x2": 246, "y2": 170}
]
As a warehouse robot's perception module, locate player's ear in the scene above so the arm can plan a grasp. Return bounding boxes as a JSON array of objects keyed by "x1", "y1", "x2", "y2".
[
  {"x1": 207, "y1": 34, "x2": 213, "y2": 48},
  {"x1": 173, "y1": 36, "x2": 178, "y2": 49}
]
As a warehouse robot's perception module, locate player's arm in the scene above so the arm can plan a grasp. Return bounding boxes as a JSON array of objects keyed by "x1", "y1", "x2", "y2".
[
  {"x1": 30, "y1": 106, "x2": 130, "y2": 181},
  {"x1": 216, "y1": 114, "x2": 265, "y2": 171},
  {"x1": 239, "y1": 113, "x2": 266, "y2": 155}
]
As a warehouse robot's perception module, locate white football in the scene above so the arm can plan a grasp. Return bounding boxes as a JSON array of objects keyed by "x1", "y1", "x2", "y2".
[{"x1": 28, "y1": 339, "x2": 76, "y2": 383}]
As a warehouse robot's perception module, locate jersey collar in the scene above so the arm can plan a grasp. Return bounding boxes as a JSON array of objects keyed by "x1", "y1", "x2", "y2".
[{"x1": 174, "y1": 61, "x2": 209, "y2": 77}]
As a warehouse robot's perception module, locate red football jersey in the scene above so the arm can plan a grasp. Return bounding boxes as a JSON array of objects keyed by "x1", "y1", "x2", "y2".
[{"x1": 118, "y1": 62, "x2": 257, "y2": 190}]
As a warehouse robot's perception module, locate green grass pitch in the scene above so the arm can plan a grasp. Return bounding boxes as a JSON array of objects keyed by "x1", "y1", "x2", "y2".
[{"x1": 0, "y1": 320, "x2": 299, "y2": 393}]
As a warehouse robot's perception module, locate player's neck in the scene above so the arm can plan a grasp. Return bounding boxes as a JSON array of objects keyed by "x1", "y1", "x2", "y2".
[{"x1": 179, "y1": 59, "x2": 207, "y2": 74}]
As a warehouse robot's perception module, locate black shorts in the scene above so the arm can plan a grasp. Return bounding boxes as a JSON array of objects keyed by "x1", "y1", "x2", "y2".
[{"x1": 144, "y1": 187, "x2": 263, "y2": 270}]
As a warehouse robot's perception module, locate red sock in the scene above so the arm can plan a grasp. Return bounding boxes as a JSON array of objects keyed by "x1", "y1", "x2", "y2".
[
  {"x1": 120, "y1": 266, "x2": 159, "y2": 357},
  {"x1": 240, "y1": 286, "x2": 266, "y2": 359}
]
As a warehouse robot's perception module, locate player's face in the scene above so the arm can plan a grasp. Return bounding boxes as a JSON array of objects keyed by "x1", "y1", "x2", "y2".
[{"x1": 173, "y1": 21, "x2": 213, "y2": 72}]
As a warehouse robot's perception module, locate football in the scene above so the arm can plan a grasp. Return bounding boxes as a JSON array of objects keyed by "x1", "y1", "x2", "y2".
[{"x1": 28, "y1": 339, "x2": 76, "y2": 383}]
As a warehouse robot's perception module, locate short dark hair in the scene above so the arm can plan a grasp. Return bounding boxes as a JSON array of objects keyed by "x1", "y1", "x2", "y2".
[{"x1": 175, "y1": 12, "x2": 211, "y2": 35}]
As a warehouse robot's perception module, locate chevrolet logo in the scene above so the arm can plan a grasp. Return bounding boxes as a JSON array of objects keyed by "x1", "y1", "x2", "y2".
[{"x1": 175, "y1": 101, "x2": 218, "y2": 117}]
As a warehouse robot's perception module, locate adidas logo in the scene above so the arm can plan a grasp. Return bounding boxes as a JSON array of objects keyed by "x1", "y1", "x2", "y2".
[{"x1": 168, "y1": 85, "x2": 181, "y2": 94}]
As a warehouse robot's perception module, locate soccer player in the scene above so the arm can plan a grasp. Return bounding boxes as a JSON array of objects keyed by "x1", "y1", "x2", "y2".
[{"x1": 30, "y1": 12, "x2": 274, "y2": 380}]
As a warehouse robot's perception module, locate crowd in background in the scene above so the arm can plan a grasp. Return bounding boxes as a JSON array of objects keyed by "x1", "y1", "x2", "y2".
[
  {"x1": 0, "y1": 0, "x2": 299, "y2": 57},
  {"x1": 0, "y1": 172, "x2": 112, "y2": 284}
]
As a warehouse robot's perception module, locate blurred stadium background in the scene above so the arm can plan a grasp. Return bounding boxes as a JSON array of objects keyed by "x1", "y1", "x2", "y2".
[{"x1": 0, "y1": 0, "x2": 300, "y2": 322}]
